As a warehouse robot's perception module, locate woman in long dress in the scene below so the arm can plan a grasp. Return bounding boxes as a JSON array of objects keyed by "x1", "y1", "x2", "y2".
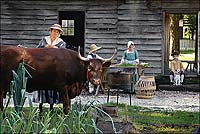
[{"x1": 33, "y1": 24, "x2": 66, "y2": 112}]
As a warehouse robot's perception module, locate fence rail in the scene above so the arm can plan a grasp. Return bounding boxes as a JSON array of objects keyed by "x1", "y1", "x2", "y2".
[{"x1": 180, "y1": 39, "x2": 195, "y2": 51}]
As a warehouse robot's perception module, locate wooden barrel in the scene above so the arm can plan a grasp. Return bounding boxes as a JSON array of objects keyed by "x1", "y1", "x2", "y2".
[
  {"x1": 135, "y1": 76, "x2": 156, "y2": 99},
  {"x1": 107, "y1": 72, "x2": 133, "y2": 92}
]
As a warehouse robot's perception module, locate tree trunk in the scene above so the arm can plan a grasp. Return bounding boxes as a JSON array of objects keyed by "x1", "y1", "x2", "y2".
[{"x1": 170, "y1": 14, "x2": 182, "y2": 53}]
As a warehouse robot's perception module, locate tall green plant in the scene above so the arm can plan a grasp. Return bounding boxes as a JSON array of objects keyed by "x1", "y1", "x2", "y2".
[
  {"x1": 65, "y1": 99, "x2": 117, "y2": 133},
  {"x1": 10, "y1": 61, "x2": 29, "y2": 113},
  {"x1": 184, "y1": 14, "x2": 196, "y2": 40},
  {"x1": 1, "y1": 100, "x2": 117, "y2": 133}
]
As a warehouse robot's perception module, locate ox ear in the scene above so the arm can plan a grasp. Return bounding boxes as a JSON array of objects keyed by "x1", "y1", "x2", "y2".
[{"x1": 103, "y1": 61, "x2": 111, "y2": 68}]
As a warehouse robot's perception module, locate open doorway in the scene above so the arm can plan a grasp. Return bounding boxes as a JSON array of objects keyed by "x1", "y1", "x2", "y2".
[
  {"x1": 59, "y1": 11, "x2": 85, "y2": 54},
  {"x1": 164, "y1": 13, "x2": 198, "y2": 75}
]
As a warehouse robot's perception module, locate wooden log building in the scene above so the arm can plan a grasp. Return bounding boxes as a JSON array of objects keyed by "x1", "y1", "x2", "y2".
[{"x1": 1, "y1": 0, "x2": 200, "y2": 77}]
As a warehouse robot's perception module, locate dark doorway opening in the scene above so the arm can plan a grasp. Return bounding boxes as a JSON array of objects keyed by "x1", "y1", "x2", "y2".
[
  {"x1": 164, "y1": 13, "x2": 198, "y2": 75},
  {"x1": 59, "y1": 11, "x2": 85, "y2": 54}
]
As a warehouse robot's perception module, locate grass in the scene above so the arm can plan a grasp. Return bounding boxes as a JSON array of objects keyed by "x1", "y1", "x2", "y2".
[
  {"x1": 170, "y1": 50, "x2": 195, "y2": 61},
  {"x1": 180, "y1": 50, "x2": 195, "y2": 54},
  {"x1": 104, "y1": 103, "x2": 199, "y2": 133},
  {"x1": 179, "y1": 54, "x2": 195, "y2": 61}
]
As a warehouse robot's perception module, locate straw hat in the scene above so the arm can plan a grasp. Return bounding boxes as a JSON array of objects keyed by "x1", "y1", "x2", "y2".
[
  {"x1": 127, "y1": 41, "x2": 134, "y2": 48},
  {"x1": 89, "y1": 44, "x2": 102, "y2": 54},
  {"x1": 49, "y1": 24, "x2": 63, "y2": 34}
]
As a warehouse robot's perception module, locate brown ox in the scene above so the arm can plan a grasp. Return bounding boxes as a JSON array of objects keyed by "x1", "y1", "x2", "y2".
[{"x1": 0, "y1": 45, "x2": 116, "y2": 113}]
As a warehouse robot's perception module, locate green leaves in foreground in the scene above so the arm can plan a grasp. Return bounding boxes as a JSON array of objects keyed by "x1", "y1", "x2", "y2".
[
  {"x1": 10, "y1": 61, "x2": 31, "y2": 113},
  {"x1": 0, "y1": 99, "x2": 117, "y2": 133}
]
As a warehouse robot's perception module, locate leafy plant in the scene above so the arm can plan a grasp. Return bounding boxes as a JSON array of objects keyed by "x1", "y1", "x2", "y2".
[
  {"x1": 65, "y1": 98, "x2": 117, "y2": 133},
  {"x1": 184, "y1": 15, "x2": 196, "y2": 40},
  {"x1": 1, "y1": 98, "x2": 117, "y2": 133},
  {"x1": 10, "y1": 61, "x2": 30, "y2": 113},
  {"x1": 117, "y1": 63, "x2": 149, "y2": 68}
]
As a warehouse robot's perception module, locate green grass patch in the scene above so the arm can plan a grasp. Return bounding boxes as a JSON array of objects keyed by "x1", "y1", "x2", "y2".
[
  {"x1": 180, "y1": 50, "x2": 195, "y2": 54},
  {"x1": 104, "y1": 103, "x2": 199, "y2": 133}
]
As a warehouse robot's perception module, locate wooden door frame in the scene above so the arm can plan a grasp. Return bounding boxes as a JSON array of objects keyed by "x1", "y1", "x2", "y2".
[
  {"x1": 163, "y1": 11, "x2": 199, "y2": 75},
  {"x1": 58, "y1": 10, "x2": 85, "y2": 55},
  {"x1": 198, "y1": 11, "x2": 200, "y2": 74},
  {"x1": 163, "y1": 12, "x2": 170, "y2": 75}
]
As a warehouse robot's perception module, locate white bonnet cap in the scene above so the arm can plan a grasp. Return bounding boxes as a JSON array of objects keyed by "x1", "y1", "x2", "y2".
[{"x1": 127, "y1": 41, "x2": 134, "y2": 48}]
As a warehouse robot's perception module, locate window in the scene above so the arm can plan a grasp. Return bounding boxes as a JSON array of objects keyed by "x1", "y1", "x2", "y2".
[{"x1": 62, "y1": 20, "x2": 74, "y2": 36}]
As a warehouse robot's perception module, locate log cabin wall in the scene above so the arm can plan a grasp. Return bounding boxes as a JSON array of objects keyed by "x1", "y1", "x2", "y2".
[
  {"x1": 147, "y1": 0, "x2": 200, "y2": 75},
  {"x1": 0, "y1": 0, "x2": 118, "y2": 61},
  {"x1": 0, "y1": 0, "x2": 199, "y2": 75},
  {"x1": 85, "y1": 0, "x2": 118, "y2": 61},
  {"x1": 117, "y1": 0, "x2": 163, "y2": 74}
]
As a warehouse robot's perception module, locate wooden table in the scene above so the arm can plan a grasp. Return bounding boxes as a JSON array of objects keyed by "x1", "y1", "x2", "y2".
[
  {"x1": 109, "y1": 64, "x2": 144, "y2": 77},
  {"x1": 182, "y1": 60, "x2": 196, "y2": 72},
  {"x1": 106, "y1": 64, "x2": 144, "y2": 105}
]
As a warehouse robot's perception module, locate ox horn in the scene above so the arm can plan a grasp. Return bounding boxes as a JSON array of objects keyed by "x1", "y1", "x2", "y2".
[
  {"x1": 78, "y1": 46, "x2": 89, "y2": 61},
  {"x1": 103, "y1": 48, "x2": 117, "y2": 62}
]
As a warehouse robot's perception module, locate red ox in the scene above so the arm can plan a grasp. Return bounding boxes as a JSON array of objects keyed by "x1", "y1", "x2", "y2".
[{"x1": 0, "y1": 45, "x2": 116, "y2": 113}]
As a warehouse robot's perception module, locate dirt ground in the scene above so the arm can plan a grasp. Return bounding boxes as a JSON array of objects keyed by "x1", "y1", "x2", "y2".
[
  {"x1": 95, "y1": 120, "x2": 138, "y2": 133},
  {"x1": 74, "y1": 89, "x2": 199, "y2": 112},
  {"x1": 4, "y1": 89, "x2": 199, "y2": 112}
]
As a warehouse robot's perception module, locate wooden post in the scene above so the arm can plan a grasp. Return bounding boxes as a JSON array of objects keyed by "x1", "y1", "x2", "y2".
[
  {"x1": 198, "y1": 11, "x2": 200, "y2": 74},
  {"x1": 124, "y1": 104, "x2": 128, "y2": 123},
  {"x1": 107, "y1": 88, "x2": 110, "y2": 103}
]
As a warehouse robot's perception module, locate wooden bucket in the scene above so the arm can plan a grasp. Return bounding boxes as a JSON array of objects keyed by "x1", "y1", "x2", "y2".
[
  {"x1": 102, "y1": 106, "x2": 118, "y2": 117},
  {"x1": 135, "y1": 76, "x2": 156, "y2": 99}
]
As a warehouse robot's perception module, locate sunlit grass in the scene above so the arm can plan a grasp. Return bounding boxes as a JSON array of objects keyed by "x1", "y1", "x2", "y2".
[
  {"x1": 151, "y1": 125, "x2": 194, "y2": 133},
  {"x1": 179, "y1": 53, "x2": 195, "y2": 61},
  {"x1": 139, "y1": 112, "x2": 171, "y2": 118},
  {"x1": 109, "y1": 103, "x2": 199, "y2": 133}
]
